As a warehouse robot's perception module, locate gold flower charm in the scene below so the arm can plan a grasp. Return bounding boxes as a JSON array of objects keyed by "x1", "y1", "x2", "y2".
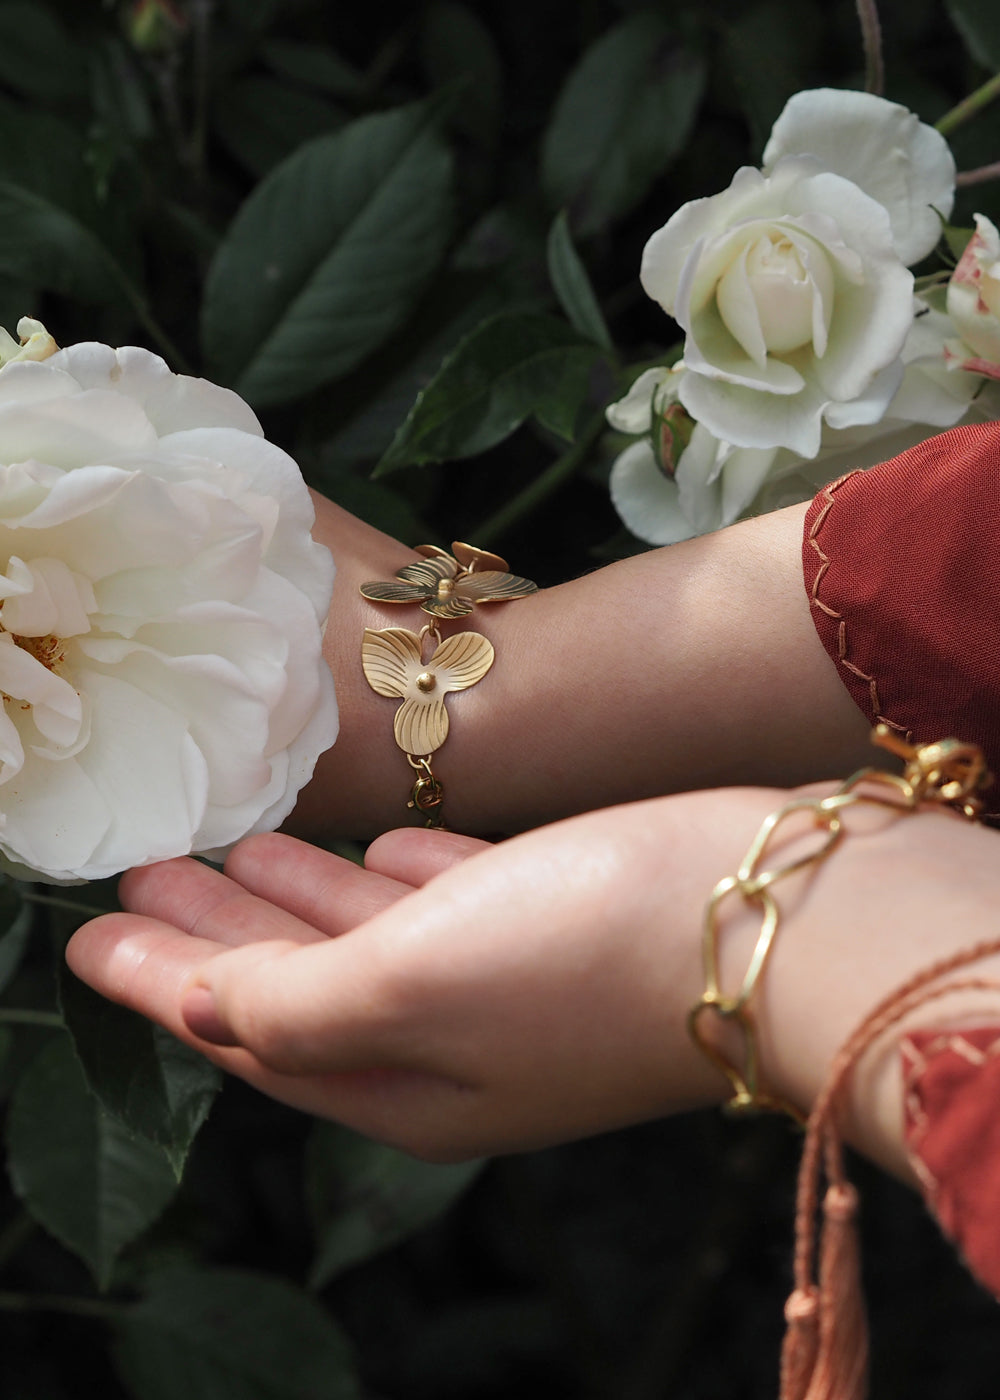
[
  {"x1": 361, "y1": 626, "x2": 495, "y2": 754},
  {"x1": 360, "y1": 541, "x2": 537, "y2": 620}
]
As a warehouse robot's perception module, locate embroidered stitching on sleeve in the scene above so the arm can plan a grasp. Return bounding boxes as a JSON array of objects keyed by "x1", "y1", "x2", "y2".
[{"x1": 806, "y1": 472, "x2": 909, "y2": 739}]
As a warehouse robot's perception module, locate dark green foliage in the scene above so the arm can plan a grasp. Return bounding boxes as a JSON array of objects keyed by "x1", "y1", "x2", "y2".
[
  {"x1": 6, "y1": 1035, "x2": 179, "y2": 1289},
  {"x1": 59, "y1": 967, "x2": 222, "y2": 1178},
  {"x1": 113, "y1": 1266, "x2": 361, "y2": 1400},
  {"x1": 375, "y1": 311, "x2": 605, "y2": 472},
  {"x1": 0, "y1": 3, "x2": 998, "y2": 1397},
  {"x1": 306, "y1": 1120, "x2": 484, "y2": 1287}
]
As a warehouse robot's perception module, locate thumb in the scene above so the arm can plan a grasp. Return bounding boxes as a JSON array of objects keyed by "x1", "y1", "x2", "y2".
[{"x1": 180, "y1": 932, "x2": 416, "y2": 1076}]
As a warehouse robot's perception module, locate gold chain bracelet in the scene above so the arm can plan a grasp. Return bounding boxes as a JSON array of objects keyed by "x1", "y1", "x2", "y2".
[
  {"x1": 359, "y1": 542, "x2": 537, "y2": 828},
  {"x1": 688, "y1": 724, "x2": 991, "y2": 1123}
]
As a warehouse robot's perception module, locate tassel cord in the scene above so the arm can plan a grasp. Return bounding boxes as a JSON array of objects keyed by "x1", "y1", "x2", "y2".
[{"x1": 791, "y1": 936, "x2": 1000, "y2": 1295}]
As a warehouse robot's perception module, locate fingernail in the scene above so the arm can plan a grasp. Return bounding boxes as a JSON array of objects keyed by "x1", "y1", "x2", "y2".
[{"x1": 182, "y1": 986, "x2": 237, "y2": 1046}]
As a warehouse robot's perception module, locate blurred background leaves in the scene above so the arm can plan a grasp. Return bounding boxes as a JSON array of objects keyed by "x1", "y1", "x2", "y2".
[{"x1": 1, "y1": 1, "x2": 999, "y2": 1396}]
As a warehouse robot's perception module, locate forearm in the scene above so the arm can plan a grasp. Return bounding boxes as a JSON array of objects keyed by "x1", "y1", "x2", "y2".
[
  {"x1": 712, "y1": 792, "x2": 1000, "y2": 1180},
  {"x1": 290, "y1": 496, "x2": 873, "y2": 840}
]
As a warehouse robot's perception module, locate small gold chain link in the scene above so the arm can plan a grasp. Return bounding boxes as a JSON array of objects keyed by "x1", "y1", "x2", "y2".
[{"x1": 405, "y1": 753, "x2": 446, "y2": 827}]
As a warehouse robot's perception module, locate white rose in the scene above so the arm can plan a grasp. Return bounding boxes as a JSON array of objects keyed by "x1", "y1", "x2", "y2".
[
  {"x1": 0, "y1": 339, "x2": 337, "y2": 882},
  {"x1": 607, "y1": 366, "x2": 782, "y2": 544},
  {"x1": 640, "y1": 156, "x2": 916, "y2": 459},
  {"x1": 762, "y1": 89, "x2": 955, "y2": 265},
  {"x1": 945, "y1": 214, "x2": 1000, "y2": 379}
]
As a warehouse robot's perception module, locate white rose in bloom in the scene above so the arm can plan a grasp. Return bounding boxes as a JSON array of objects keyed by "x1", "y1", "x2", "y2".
[
  {"x1": 607, "y1": 366, "x2": 782, "y2": 544},
  {"x1": 640, "y1": 155, "x2": 916, "y2": 459},
  {"x1": 0, "y1": 337, "x2": 337, "y2": 882},
  {"x1": 762, "y1": 89, "x2": 956, "y2": 266},
  {"x1": 945, "y1": 214, "x2": 1000, "y2": 379}
]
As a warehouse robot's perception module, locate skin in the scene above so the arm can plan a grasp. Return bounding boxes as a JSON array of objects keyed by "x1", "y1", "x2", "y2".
[
  {"x1": 66, "y1": 791, "x2": 1000, "y2": 1177},
  {"x1": 64, "y1": 494, "x2": 1000, "y2": 1177},
  {"x1": 292, "y1": 495, "x2": 875, "y2": 838}
]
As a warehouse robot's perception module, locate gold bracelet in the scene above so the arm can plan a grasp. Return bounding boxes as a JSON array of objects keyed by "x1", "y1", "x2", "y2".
[
  {"x1": 359, "y1": 541, "x2": 537, "y2": 828},
  {"x1": 687, "y1": 725, "x2": 991, "y2": 1123}
]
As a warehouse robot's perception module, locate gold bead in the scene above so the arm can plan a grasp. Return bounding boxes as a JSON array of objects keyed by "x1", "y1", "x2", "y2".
[{"x1": 416, "y1": 671, "x2": 436, "y2": 693}]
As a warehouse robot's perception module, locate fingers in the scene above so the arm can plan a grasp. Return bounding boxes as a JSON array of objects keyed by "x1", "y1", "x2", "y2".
[
  {"x1": 65, "y1": 912, "x2": 478, "y2": 1155},
  {"x1": 66, "y1": 912, "x2": 255, "y2": 1037},
  {"x1": 119, "y1": 835, "x2": 414, "y2": 946},
  {"x1": 67, "y1": 907, "x2": 451, "y2": 1096},
  {"x1": 178, "y1": 923, "x2": 426, "y2": 1074},
  {"x1": 224, "y1": 832, "x2": 417, "y2": 933},
  {"x1": 364, "y1": 827, "x2": 493, "y2": 886}
]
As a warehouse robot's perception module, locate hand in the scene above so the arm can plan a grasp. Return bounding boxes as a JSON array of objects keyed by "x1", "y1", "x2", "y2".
[
  {"x1": 66, "y1": 787, "x2": 1000, "y2": 1170},
  {"x1": 66, "y1": 794, "x2": 760, "y2": 1159}
]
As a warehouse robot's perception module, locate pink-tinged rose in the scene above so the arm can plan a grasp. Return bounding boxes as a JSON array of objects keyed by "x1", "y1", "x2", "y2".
[
  {"x1": 945, "y1": 215, "x2": 1000, "y2": 380},
  {"x1": 0, "y1": 338, "x2": 338, "y2": 881}
]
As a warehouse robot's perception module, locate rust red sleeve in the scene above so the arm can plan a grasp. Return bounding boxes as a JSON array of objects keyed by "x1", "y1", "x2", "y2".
[
  {"x1": 903, "y1": 1027, "x2": 1000, "y2": 1301},
  {"x1": 802, "y1": 421, "x2": 1000, "y2": 820}
]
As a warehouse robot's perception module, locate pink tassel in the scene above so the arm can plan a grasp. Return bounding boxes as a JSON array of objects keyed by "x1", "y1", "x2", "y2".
[
  {"x1": 778, "y1": 935, "x2": 1000, "y2": 1400},
  {"x1": 804, "y1": 1182, "x2": 868, "y2": 1400},
  {"x1": 779, "y1": 1285, "x2": 819, "y2": 1400},
  {"x1": 780, "y1": 1159, "x2": 868, "y2": 1400}
]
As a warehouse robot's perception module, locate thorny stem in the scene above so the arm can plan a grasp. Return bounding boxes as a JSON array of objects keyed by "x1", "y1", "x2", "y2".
[
  {"x1": 469, "y1": 409, "x2": 606, "y2": 543},
  {"x1": 855, "y1": 0, "x2": 884, "y2": 95},
  {"x1": 957, "y1": 161, "x2": 1000, "y2": 188},
  {"x1": 936, "y1": 72, "x2": 1000, "y2": 137}
]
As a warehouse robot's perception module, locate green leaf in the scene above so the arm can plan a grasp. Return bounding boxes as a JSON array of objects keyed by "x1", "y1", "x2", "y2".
[
  {"x1": 0, "y1": 1, "x2": 85, "y2": 101},
  {"x1": 202, "y1": 101, "x2": 454, "y2": 408},
  {"x1": 0, "y1": 183, "x2": 122, "y2": 301},
  {"x1": 261, "y1": 38, "x2": 367, "y2": 99},
  {"x1": 422, "y1": 2, "x2": 504, "y2": 147},
  {"x1": 6, "y1": 1036, "x2": 179, "y2": 1288},
  {"x1": 113, "y1": 1266, "x2": 361, "y2": 1400},
  {"x1": 89, "y1": 36, "x2": 156, "y2": 148},
  {"x1": 374, "y1": 312, "x2": 604, "y2": 473},
  {"x1": 212, "y1": 76, "x2": 346, "y2": 179},
  {"x1": 944, "y1": 223, "x2": 976, "y2": 261},
  {"x1": 59, "y1": 968, "x2": 221, "y2": 1177},
  {"x1": 541, "y1": 12, "x2": 705, "y2": 235},
  {"x1": 0, "y1": 877, "x2": 29, "y2": 994},
  {"x1": 946, "y1": 0, "x2": 1000, "y2": 69},
  {"x1": 0, "y1": 106, "x2": 141, "y2": 304},
  {"x1": 306, "y1": 1122, "x2": 484, "y2": 1288},
  {"x1": 319, "y1": 267, "x2": 507, "y2": 463},
  {"x1": 546, "y1": 211, "x2": 613, "y2": 351}
]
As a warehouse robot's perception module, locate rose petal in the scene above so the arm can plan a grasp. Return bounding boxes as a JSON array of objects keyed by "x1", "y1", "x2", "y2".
[
  {"x1": 605, "y1": 368, "x2": 671, "y2": 434},
  {"x1": 48, "y1": 343, "x2": 263, "y2": 437},
  {"x1": 762, "y1": 88, "x2": 955, "y2": 265},
  {"x1": 608, "y1": 441, "x2": 698, "y2": 545}
]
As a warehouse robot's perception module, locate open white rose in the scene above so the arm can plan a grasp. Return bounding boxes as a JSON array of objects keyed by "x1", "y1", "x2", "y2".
[
  {"x1": 607, "y1": 366, "x2": 782, "y2": 544},
  {"x1": 609, "y1": 295, "x2": 983, "y2": 545},
  {"x1": 945, "y1": 214, "x2": 1000, "y2": 379},
  {"x1": 0, "y1": 338, "x2": 337, "y2": 881},
  {"x1": 762, "y1": 89, "x2": 955, "y2": 265},
  {"x1": 640, "y1": 156, "x2": 916, "y2": 459}
]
